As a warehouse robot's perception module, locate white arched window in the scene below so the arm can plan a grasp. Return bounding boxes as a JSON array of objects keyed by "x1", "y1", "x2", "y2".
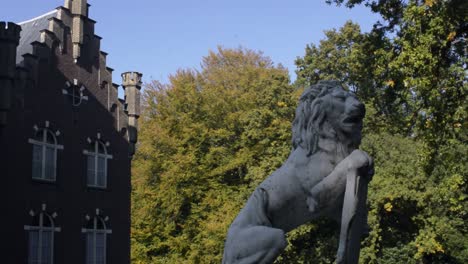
[
  {"x1": 24, "y1": 204, "x2": 61, "y2": 264},
  {"x1": 83, "y1": 134, "x2": 112, "y2": 188},
  {"x1": 82, "y1": 210, "x2": 112, "y2": 264},
  {"x1": 28, "y1": 122, "x2": 63, "y2": 181}
]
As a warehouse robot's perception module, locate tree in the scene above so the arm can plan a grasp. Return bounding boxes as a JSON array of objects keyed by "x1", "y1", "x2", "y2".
[
  {"x1": 131, "y1": 47, "x2": 297, "y2": 263},
  {"x1": 132, "y1": 1, "x2": 467, "y2": 262},
  {"x1": 292, "y1": 1, "x2": 467, "y2": 263},
  {"x1": 298, "y1": 0, "x2": 467, "y2": 147}
]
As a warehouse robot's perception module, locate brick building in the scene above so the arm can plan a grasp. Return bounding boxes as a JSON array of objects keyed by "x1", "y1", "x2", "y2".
[{"x1": 0, "y1": 0, "x2": 141, "y2": 263}]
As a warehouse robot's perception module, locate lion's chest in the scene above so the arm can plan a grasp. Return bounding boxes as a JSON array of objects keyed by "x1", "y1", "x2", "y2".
[
  {"x1": 297, "y1": 153, "x2": 337, "y2": 191},
  {"x1": 260, "y1": 152, "x2": 338, "y2": 231}
]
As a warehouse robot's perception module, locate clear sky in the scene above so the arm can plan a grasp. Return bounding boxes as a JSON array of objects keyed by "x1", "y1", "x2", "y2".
[{"x1": 1, "y1": 0, "x2": 380, "y2": 85}]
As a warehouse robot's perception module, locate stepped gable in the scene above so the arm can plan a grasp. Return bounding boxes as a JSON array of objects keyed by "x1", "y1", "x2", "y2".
[
  {"x1": 16, "y1": 10, "x2": 58, "y2": 64},
  {"x1": 2, "y1": 0, "x2": 142, "y2": 156}
]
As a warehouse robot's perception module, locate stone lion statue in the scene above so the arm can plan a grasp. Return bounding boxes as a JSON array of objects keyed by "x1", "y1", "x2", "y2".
[{"x1": 222, "y1": 80, "x2": 373, "y2": 264}]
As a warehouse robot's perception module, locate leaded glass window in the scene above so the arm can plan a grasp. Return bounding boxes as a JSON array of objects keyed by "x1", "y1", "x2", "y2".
[
  {"x1": 83, "y1": 136, "x2": 112, "y2": 188},
  {"x1": 82, "y1": 214, "x2": 111, "y2": 264},
  {"x1": 24, "y1": 206, "x2": 60, "y2": 264},
  {"x1": 29, "y1": 125, "x2": 63, "y2": 181}
]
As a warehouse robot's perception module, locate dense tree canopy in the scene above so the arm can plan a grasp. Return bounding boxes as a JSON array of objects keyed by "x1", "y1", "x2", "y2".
[
  {"x1": 299, "y1": 0, "x2": 467, "y2": 147},
  {"x1": 292, "y1": 0, "x2": 467, "y2": 263},
  {"x1": 132, "y1": 1, "x2": 467, "y2": 263},
  {"x1": 131, "y1": 47, "x2": 297, "y2": 263}
]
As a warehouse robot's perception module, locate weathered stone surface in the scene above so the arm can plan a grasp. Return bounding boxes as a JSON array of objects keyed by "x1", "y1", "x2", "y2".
[{"x1": 222, "y1": 80, "x2": 374, "y2": 264}]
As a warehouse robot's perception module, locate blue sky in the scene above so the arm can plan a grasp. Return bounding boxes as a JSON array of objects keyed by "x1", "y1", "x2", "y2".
[{"x1": 2, "y1": 0, "x2": 380, "y2": 85}]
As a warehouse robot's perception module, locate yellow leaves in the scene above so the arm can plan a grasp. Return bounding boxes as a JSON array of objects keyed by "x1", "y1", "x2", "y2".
[
  {"x1": 435, "y1": 241, "x2": 445, "y2": 253},
  {"x1": 424, "y1": 0, "x2": 435, "y2": 7},
  {"x1": 447, "y1": 31, "x2": 456, "y2": 42},
  {"x1": 453, "y1": 122, "x2": 461, "y2": 128},
  {"x1": 415, "y1": 237, "x2": 445, "y2": 259},
  {"x1": 271, "y1": 119, "x2": 281, "y2": 126},
  {"x1": 416, "y1": 243, "x2": 425, "y2": 255},
  {"x1": 385, "y1": 80, "x2": 395, "y2": 87},
  {"x1": 384, "y1": 202, "x2": 393, "y2": 212},
  {"x1": 425, "y1": 120, "x2": 432, "y2": 128},
  {"x1": 277, "y1": 101, "x2": 287, "y2": 107}
]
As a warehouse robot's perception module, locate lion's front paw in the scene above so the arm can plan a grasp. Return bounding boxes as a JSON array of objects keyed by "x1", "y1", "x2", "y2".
[{"x1": 349, "y1": 149, "x2": 374, "y2": 180}]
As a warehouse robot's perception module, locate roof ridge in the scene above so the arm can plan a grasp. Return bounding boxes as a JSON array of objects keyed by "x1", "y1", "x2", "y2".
[{"x1": 18, "y1": 10, "x2": 58, "y2": 25}]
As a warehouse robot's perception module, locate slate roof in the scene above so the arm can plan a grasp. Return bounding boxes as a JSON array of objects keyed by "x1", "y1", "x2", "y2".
[{"x1": 16, "y1": 10, "x2": 58, "y2": 64}]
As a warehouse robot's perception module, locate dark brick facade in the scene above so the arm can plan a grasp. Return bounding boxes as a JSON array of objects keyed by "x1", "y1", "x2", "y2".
[{"x1": 0, "y1": 1, "x2": 140, "y2": 263}]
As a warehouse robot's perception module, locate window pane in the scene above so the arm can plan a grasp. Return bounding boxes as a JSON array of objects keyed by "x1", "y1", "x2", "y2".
[
  {"x1": 42, "y1": 216, "x2": 52, "y2": 228},
  {"x1": 28, "y1": 230, "x2": 39, "y2": 263},
  {"x1": 87, "y1": 156, "x2": 96, "y2": 186},
  {"x1": 32, "y1": 145, "x2": 43, "y2": 179},
  {"x1": 97, "y1": 157, "x2": 106, "y2": 187},
  {"x1": 97, "y1": 142, "x2": 106, "y2": 154},
  {"x1": 34, "y1": 130, "x2": 44, "y2": 141},
  {"x1": 86, "y1": 233, "x2": 94, "y2": 264},
  {"x1": 96, "y1": 233, "x2": 106, "y2": 264},
  {"x1": 44, "y1": 147, "x2": 55, "y2": 180},
  {"x1": 46, "y1": 131, "x2": 55, "y2": 144},
  {"x1": 41, "y1": 231, "x2": 53, "y2": 264},
  {"x1": 96, "y1": 219, "x2": 105, "y2": 230}
]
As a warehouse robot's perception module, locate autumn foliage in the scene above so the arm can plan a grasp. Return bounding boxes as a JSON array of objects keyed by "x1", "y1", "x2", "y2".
[{"x1": 132, "y1": 1, "x2": 467, "y2": 263}]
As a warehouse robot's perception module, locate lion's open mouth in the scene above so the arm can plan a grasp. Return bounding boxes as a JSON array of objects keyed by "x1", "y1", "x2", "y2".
[{"x1": 342, "y1": 114, "x2": 362, "y2": 124}]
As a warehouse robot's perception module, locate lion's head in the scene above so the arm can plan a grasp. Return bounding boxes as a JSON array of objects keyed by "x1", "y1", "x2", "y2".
[{"x1": 292, "y1": 80, "x2": 365, "y2": 156}]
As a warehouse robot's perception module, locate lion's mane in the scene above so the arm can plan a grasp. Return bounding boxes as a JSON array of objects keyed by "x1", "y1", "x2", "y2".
[{"x1": 291, "y1": 80, "x2": 345, "y2": 156}]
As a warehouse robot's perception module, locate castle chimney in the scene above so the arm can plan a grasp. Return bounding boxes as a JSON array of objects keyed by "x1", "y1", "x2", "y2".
[
  {"x1": 121, "y1": 72, "x2": 142, "y2": 126},
  {"x1": 0, "y1": 22, "x2": 21, "y2": 128},
  {"x1": 70, "y1": 0, "x2": 87, "y2": 62},
  {"x1": 64, "y1": 0, "x2": 72, "y2": 9},
  {"x1": 121, "y1": 72, "x2": 142, "y2": 156}
]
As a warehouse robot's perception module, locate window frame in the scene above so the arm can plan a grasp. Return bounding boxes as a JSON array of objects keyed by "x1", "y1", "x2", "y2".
[
  {"x1": 83, "y1": 138, "x2": 112, "y2": 189},
  {"x1": 82, "y1": 215, "x2": 112, "y2": 264},
  {"x1": 28, "y1": 127, "x2": 64, "y2": 182},
  {"x1": 24, "y1": 210, "x2": 61, "y2": 264}
]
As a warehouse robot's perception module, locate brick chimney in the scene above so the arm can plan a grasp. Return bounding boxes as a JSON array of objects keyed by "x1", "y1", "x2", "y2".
[{"x1": 68, "y1": 0, "x2": 88, "y2": 62}]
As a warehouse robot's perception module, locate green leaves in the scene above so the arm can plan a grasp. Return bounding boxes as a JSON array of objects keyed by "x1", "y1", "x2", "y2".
[
  {"x1": 295, "y1": 21, "x2": 365, "y2": 89},
  {"x1": 132, "y1": 1, "x2": 467, "y2": 263},
  {"x1": 131, "y1": 47, "x2": 295, "y2": 263},
  {"x1": 298, "y1": 1, "x2": 467, "y2": 147},
  {"x1": 291, "y1": 1, "x2": 467, "y2": 263}
]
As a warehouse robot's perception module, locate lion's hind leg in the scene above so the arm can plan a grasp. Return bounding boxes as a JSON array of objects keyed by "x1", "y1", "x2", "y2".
[{"x1": 223, "y1": 225, "x2": 287, "y2": 264}]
